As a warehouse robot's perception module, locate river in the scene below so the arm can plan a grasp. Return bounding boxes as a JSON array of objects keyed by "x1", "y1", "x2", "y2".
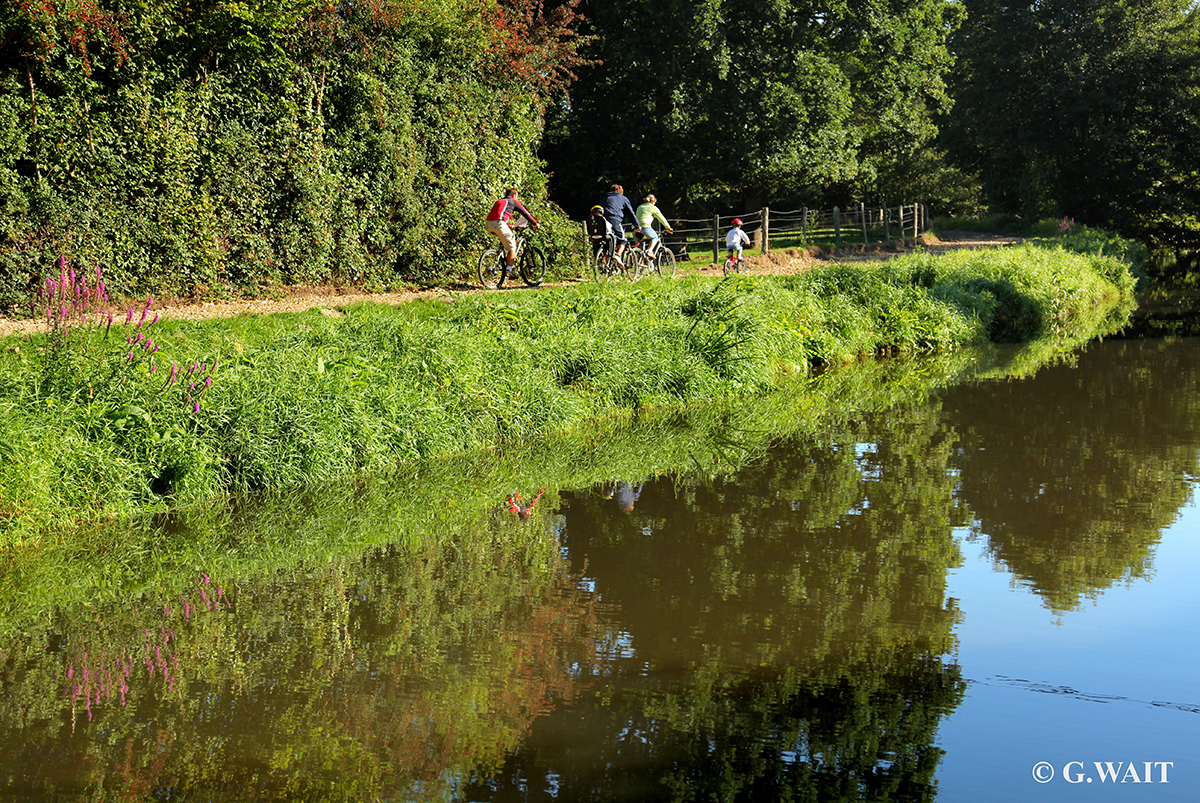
[{"x1": 0, "y1": 335, "x2": 1197, "y2": 801}]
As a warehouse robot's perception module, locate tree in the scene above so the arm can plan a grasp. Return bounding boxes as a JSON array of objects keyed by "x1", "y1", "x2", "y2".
[
  {"x1": 943, "y1": 0, "x2": 1200, "y2": 246},
  {"x1": 542, "y1": 0, "x2": 962, "y2": 216}
]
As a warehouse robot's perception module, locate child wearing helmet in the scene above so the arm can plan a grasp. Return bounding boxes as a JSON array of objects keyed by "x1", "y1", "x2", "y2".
[
  {"x1": 726, "y1": 218, "x2": 750, "y2": 263},
  {"x1": 586, "y1": 204, "x2": 616, "y2": 259}
]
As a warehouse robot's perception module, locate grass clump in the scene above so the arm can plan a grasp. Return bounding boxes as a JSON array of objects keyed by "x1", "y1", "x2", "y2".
[{"x1": 0, "y1": 246, "x2": 1133, "y2": 543}]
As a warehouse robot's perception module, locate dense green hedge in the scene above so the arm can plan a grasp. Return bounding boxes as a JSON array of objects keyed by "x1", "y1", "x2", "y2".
[{"x1": 0, "y1": 0, "x2": 586, "y2": 308}]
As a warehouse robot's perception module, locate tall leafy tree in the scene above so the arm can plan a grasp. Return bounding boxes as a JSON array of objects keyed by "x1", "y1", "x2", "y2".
[
  {"x1": 943, "y1": 0, "x2": 1200, "y2": 246},
  {"x1": 542, "y1": 0, "x2": 962, "y2": 216}
]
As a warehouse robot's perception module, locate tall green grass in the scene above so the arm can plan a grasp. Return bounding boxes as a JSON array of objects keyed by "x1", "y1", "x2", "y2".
[{"x1": 0, "y1": 245, "x2": 1133, "y2": 544}]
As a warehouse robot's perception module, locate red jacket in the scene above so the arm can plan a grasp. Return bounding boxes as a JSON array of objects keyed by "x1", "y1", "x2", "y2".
[{"x1": 487, "y1": 197, "x2": 538, "y2": 226}]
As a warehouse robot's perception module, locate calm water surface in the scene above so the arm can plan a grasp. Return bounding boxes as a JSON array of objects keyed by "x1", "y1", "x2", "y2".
[{"x1": 1, "y1": 337, "x2": 1198, "y2": 801}]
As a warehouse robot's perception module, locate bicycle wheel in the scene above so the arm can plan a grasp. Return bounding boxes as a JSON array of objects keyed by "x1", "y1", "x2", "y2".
[
  {"x1": 519, "y1": 245, "x2": 546, "y2": 286},
  {"x1": 722, "y1": 255, "x2": 735, "y2": 276},
  {"x1": 630, "y1": 248, "x2": 652, "y2": 281},
  {"x1": 479, "y1": 249, "x2": 506, "y2": 289},
  {"x1": 592, "y1": 244, "x2": 619, "y2": 282},
  {"x1": 654, "y1": 246, "x2": 676, "y2": 278}
]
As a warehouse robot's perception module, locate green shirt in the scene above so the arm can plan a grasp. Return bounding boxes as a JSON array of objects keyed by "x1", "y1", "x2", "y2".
[{"x1": 635, "y1": 203, "x2": 671, "y2": 232}]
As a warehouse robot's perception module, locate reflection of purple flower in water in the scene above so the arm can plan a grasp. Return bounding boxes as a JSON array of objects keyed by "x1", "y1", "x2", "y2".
[{"x1": 66, "y1": 574, "x2": 234, "y2": 725}]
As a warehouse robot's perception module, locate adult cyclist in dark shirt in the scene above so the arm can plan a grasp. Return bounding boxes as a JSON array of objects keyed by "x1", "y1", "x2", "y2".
[{"x1": 599, "y1": 184, "x2": 641, "y2": 265}]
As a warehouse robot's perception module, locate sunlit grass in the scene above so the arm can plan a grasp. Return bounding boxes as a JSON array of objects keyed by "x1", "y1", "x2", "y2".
[{"x1": 0, "y1": 247, "x2": 1134, "y2": 545}]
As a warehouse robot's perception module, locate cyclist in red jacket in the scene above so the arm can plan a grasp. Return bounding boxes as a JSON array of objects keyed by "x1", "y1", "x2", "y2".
[{"x1": 486, "y1": 188, "x2": 540, "y2": 279}]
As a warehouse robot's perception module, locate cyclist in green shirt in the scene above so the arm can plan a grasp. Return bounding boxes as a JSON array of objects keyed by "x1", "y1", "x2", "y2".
[{"x1": 635, "y1": 194, "x2": 673, "y2": 258}]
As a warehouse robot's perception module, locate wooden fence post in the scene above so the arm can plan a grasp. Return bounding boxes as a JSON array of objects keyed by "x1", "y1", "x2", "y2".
[
  {"x1": 713, "y1": 214, "x2": 720, "y2": 265},
  {"x1": 884, "y1": 202, "x2": 890, "y2": 241},
  {"x1": 860, "y1": 202, "x2": 868, "y2": 244},
  {"x1": 911, "y1": 203, "x2": 917, "y2": 239},
  {"x1": 763, "y1": 207, "x2": 770, "y2": 253},
  {"x1": 802, "y1": 208, "x2": 808, "y2": 243},
  {"x1": 834, "y1": 206, "x2": 841, "y2": 246}
]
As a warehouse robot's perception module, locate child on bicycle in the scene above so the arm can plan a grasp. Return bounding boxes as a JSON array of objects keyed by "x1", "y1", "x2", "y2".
[
  {"x1": 485, "y1": 188, "x2": 540, "y2": 279},
  {"x1": 586, "y1": 204, "x2": 615, "y2": 259},
  {"x1": 726, "y1": 218, "x2": 750, "y2": 265}
]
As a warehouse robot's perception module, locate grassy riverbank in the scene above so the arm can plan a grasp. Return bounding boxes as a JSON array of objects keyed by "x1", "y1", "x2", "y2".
[{"x1": 0, "y1": 245, "x2": 1133, "y2": 545}]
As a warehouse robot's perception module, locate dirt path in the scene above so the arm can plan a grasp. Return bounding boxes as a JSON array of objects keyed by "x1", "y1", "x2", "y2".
[{"x1": 0, "y1": 231, "x2": 1021, "y2": 339}]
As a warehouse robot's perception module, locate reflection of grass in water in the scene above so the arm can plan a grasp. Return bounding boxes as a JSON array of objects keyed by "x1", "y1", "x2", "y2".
[
  {"x1": 1, "y1": 525, "x2": 599, "y2": 801},
  {"x1": 0, "y1": 326, "x2": 1135, "y2": 800},
  {"x1": 0, "y1": 312, "x2": 1122, "y2": 641},
  {"x1": 0, "y1": 248, "x2": 1131, "y2": 543}
]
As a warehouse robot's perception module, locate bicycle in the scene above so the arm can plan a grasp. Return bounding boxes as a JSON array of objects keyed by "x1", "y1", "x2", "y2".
[
  {"x1": 591, "y1": 232, "x2": 632, "y2": 282},
  {"x1": 648, "y1": 237, "x2": 677, "y2": 279},
  {"x1": 722, "y1": 248, "x2": 745, "y2": 276},
  {"x1": 627, "y1": 233, "x2": 678, "y2": 280},
  {"x1": 478, "y1": 224, "x2": 547, "y2": 289}
]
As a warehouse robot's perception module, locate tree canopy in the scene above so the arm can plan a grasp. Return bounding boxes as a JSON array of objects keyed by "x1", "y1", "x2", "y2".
[
  {"x1": 541, "y1": 0, "x2": 963, "y2": 217},
  {"x1": 942, "y1": 0, "x2": 1200, "y2": 246}
]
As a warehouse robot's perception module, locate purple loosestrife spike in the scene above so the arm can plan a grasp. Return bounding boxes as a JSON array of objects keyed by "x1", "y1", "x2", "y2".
[
  {"x1": 145, "y1": 295, "x2": 153, "y2": 309},
  {"x1": 137, "y1": 308, "x2": 147, "y2": 329},
  {"x1": 105, "y1": 312, "x2": 113, "y2": 336},
  {"x1": 124, "y1": 309, "x2": 133, "y2": 325},
  {"x1": 128, "y1": 351, "x2": 134, "y2": 362},
  {"x1": 204, "y1": 377, "x2": 212, "y2": 388},
  {"x1": 194, "y1": 401, "x2": 200, "y2": 414},
  {"x1": 149, "y1": 362, "x2": 157, "y2": 374},
  {"x1": 150, "y1": 313, "x2": 159, "y2": 326}
]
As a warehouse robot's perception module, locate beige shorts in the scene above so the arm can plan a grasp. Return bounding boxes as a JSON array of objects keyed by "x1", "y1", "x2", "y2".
[{"x1": 486, "y1": 219, "x2": 516, "y2": 252}]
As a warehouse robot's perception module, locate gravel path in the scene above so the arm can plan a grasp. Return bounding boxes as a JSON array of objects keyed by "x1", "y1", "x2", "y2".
[{"x1": 0, "y1": 231, "x2": 1021, "y2": 339}]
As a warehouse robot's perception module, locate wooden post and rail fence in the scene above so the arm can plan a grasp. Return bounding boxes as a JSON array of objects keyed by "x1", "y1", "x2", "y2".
[{"x1": 581, "y1": 202, "x2": 930, "y2": 263}]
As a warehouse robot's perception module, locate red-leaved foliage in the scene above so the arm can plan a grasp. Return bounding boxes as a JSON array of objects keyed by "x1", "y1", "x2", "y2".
[
  {"x1": 11, "y1": 0, "x2": 128, "y2": 71},
  {"x1": 483, "y1": 0, "x2": 593, "y2": 98}
]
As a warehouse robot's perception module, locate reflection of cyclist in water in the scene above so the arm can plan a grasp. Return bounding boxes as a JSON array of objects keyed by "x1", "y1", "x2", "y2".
[
  {"x1": 506, "y1": 488, "x2": 546, "y2": 521},
  {"x1": 612, "y1": 481, "x2": 643, "y2": 513}
]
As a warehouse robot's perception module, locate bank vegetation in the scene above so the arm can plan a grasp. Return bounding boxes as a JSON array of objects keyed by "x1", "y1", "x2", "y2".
[{"x1": 0, "y1": 244, "x2": 1135, "y2": 546}]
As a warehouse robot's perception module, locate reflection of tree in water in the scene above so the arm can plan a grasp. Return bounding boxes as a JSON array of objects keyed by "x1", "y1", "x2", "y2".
[
  {"x1": 461, "y1": 404, "x2": 966, "y2": 801},
  {"x1": 944, "y1": 339, "x2": 1200, "y2": 611},
  {"x1": 0, "y1": 516, "x2": 601, "y2": 801}
]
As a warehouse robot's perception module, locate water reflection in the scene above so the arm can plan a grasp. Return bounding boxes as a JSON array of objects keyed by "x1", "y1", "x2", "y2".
[
  {"x1": 3, "y1": 336, "x2": 1198, "y2": 800},
  {"x1": 459, "y1": 404, "x2": 968, "y2": 801},
  {"x1": 943, "y1": 338, "x2": 1200, "y2": 611},
  {"x1": 0, "y1": 525, "x2": 601, "y2": 801}
]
